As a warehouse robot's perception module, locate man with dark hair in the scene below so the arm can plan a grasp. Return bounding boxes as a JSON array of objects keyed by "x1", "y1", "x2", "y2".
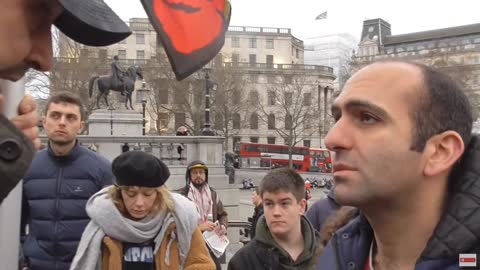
[
  {"x1": 316, "y1": 61, "x2": 480, "y2": 270},
  {"x1": 177, "y1": 160, "x2": 228, "y2": 270},
  {"x1": 0, "y1": 0, "x2": 130, "y2": 204},
  {"x1": 21, "y1": 92, "x2": 114, "y2": 270},
  {"x1": 249, "y1": 186, "x2": 263, "y2": 239},
  {"x1": 305, "y1": 188, "x2": 340, "y2": 232},
  {"x1": 228, "y1": 168, "x2": 320, "y2": 270}
]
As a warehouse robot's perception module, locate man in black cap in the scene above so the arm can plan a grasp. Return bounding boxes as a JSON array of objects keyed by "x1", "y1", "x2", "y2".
[{"x1": 0, "y1": 0, "x2": 131, "y2": 205}]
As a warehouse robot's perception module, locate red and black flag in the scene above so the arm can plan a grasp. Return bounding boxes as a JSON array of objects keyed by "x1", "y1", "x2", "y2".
[{"x1": 141, "y1": 0, "x2": 232, "y2": 80}]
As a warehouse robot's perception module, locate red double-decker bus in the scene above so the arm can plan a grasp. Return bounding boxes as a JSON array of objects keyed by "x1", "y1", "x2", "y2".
[{"x1": 234, "y1": 142, "x2": 332, "y2": 173}]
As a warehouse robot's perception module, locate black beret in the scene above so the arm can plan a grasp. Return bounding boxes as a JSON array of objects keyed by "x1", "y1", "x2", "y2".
[{"x1": 112, "y1": 151, "x2": 170, "y2": 187}]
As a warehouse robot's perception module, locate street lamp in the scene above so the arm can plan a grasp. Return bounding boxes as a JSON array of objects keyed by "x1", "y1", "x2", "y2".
[
  {"x1": 200, "y1": 68, "x2": 218, "y2": 136},
  {"x1": 137, "y1": 81, "x2": 150, "y2": 136}
]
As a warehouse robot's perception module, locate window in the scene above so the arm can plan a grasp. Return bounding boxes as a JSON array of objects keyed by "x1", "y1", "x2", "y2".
[
  {"x1": 118, "y1": 50, "x2": 126, "y2": 59},
  {"x1": 268, "y1": 91, "x2": 276, "y2": 105},
  {"x1": 250, "y1": 113, "x2": 258, "y2": 129},
  {"x1": 250, "y1": 137, "x2": 259, "y2": 143},
  {"x1": 159, "y1": 113, "x2": 169, "y2": 129},
  {"x1": 233, "y1": 136, "x2": 241, "y2": 150},
  {"x1": 285, "y1": 92, "x2": 293, "y2": 106},
  {"x1": 174, "y1": 113, "x2": 186, "y2": 129},
  {"x1": 285, "y1": 114, "x2": 293, "y2": 130},
  {"x1": 136, "y1": 50, "x2": 145, "y2": 64},
  {"x1": 303, "y1": 140, "x2": 311, "y2": 148},
  {"x1": 215, "y1": 114, "x2": 224, "y2": 129},
  {"x1": 174, "y1": 88, "x2": 187, "y2": 104},
  {"x1": 267, "y1": 137, "x2": 276, "y2": 144},
  {"x1": 249, "y1": 38, "x2": 257, "y2": 48},
  {"x1": 266, "y1": 55, "x2": 274, "y2": 68},
  {"x1": 158, "y1": 89, "x2": 169, "y2": 104},
  {"x1": 233, "y1": 113, "x2": 241, "y2": 129},
  {"x1": 136, "y1": 33, "x2": 145, "y2": 44},
  {"x1": 303, "y1": 93, "x2": 312, "y2": 106},
  {"x1": 266, "y1": 38, "x2": 274, "y2": 49},
  {"x1": 268, "y1": 114, "x2": 276, "y2": 129},
  {"x1": 231, "y1": 37, "x2": 240, "y2": 48},
  {"x1": 249, "y1": 90, "x2": 259, "y2": 105},
  {"x1": 249, "y1": 54, "x2": 257, "y2": 66},
  {"x1": 304, "y1": 114, "x2": 311, "y2": 129},
  {"x1": 284, "y1": 75, "x2": 293, "y2": 84},
  {"x1": 232, "y1": 53, "x2": 239, "y2": 64}
]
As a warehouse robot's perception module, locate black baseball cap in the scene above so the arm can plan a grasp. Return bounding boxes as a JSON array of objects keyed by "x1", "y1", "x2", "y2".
[{"x1": 54, "y1": 0, "x2": 132, "y2": 47}]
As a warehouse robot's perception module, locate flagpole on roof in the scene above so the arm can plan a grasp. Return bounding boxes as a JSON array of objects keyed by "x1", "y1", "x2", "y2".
[{"x1": 0, "y1": 78, "x2": 25, "y2": 270}]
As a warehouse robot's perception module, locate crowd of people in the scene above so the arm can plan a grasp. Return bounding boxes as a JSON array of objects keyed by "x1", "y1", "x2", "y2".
[{"x1": 1, "y1": 1, "x2": 480, "y2": 270}]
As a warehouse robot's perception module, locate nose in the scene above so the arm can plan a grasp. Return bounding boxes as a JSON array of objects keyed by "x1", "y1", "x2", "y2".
[
  {"x1": 27, "y1": 25, "x2": 54, "y2": 72},
  {"x1": 134, "y1": 195, "x2": 146, "y2": 207},
  {"x1": 272, "y1": 204, "x2": 282, "y2": 216},
  {"x1": 324, "y1": 117, "x2": 353, "y2": 152}
]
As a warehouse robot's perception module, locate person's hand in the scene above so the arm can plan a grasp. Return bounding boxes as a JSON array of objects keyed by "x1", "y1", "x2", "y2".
[
  {"x1": 199, "y1": 221, "x2": 216, "y2": 232},
  {"x1": 6, "y1": 95, "x2": 41, "y2": 150},
  {"x1": 214, "y1": 224, "x2": 227, "y2": 235}
]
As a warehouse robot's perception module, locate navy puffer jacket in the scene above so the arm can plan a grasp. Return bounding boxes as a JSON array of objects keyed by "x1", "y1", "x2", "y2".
[{"x1": 22, "y1": 144, "x2": 113, "y2": 270}]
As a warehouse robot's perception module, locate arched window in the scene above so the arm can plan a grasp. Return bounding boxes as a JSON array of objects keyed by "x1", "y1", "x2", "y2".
[
  {"x1": 268, "y1": 114, "x2": 276, "y2": 130},
  {"x1": 233, "y1": 113, "x2": 241, "y2": 129},
  {"x1": 250, "y1": 113, "x2": 258, "y2": 129},
  {"x1": 285, "y1": 113, "x2": 292, "y2": 130}
]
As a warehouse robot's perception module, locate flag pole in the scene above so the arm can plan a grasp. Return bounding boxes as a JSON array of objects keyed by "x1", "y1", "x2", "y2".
[{"x1": 0, "y1": 78, "x2": 26, "y2": 270}]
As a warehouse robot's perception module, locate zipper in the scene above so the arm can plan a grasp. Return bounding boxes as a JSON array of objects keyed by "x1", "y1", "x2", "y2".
[
  {"x1": 53, "y1": 167, "x2": 63, "y2": 266},
  {"x1": 331, "y1": 234, "x2": 344, "y2": 270}
]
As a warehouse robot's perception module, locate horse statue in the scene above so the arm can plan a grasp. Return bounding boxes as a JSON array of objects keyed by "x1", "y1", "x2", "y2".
[{"x1": 88, "y1": 65, "x2": 143, "y2": 110}]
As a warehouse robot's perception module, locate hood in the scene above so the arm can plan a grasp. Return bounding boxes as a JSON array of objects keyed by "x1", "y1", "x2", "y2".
[
  {"x1": 255, "y1": 215, "x2": 319, "y2": 269},
  {"x1": 421, "y1": 134, "x2": 480, "y2": 259},
  {"x1": 185, "y1": 160, "x2": 209, "y2": 184}
]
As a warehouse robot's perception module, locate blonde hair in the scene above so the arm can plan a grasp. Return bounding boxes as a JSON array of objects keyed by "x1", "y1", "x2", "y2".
[{"x1": 108, "y1": 185, "x2": 175, "y2": 217}]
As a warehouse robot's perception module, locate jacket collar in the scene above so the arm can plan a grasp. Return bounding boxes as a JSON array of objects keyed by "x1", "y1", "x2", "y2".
[{"x1": 47, "y1": 140, "x2": 81, "y2": 163}]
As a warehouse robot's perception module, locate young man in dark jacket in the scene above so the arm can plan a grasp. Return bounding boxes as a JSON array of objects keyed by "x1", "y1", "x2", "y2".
[
  {"x1": 21, "y1": 93, "x2": 114, "y2": 270},
  {"x1": 228, "y1": 168, "x2": 321, "y2": 270},
  {"x1": 177, "y1": 160, "x2": 228, "y2": 270},
  {"x1": 250, "y1": 186, "x2": 264, "y2": 239},
  {"x1": 316, "y1": 61, "x2": 480, "y2": 270}
]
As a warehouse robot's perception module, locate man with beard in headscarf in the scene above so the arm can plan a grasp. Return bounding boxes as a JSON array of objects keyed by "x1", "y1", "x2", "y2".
[{"x1": 177, "y1": 160, "x2": 228, "y2": 270}]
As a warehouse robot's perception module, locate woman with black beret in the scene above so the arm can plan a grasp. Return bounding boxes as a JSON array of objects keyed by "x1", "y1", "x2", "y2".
[{"x1": 70, "y1": 151, "x2": 215, "y2": 270}]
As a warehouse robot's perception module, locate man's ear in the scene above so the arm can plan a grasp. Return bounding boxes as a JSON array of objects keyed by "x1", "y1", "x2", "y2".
[
  {"x1": 299, "y1": 198, "x2": 307, "y2": 215},
  {"x1": 423, "y1": 131, "x2": 465, "y2": 177}
]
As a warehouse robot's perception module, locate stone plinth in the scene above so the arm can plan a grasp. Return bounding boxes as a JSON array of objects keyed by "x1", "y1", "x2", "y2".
[{"x1": 88, "y1": 109, "x2": 143, "y2": 136}]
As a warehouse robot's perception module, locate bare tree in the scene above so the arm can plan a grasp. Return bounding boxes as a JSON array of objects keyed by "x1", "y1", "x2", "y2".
[
  {"x1": 210, "y1": 64, "x2": 249, "y2": 149},
  {"x1": 255, "y1": 75, "x2": 321, "y2": 168}
]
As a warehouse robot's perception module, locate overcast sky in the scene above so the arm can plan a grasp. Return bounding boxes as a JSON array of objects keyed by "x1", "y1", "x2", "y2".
[{"x1": 105, "y1": 0, "x2": 480, "y2": 41}]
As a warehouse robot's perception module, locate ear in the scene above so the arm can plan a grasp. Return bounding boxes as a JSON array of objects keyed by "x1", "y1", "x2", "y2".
[
  {"x1": 42, "y1": 115, "x2": 47, "y2": 128},
  {"x1": 423, "y1": 131, "x2": 465, "y2": 177},
  {"x1": 299, "y1": 198, "x2": 307, "y2": 215},
  {"x1": 79, "y1": 120, "x2": 85, "y2": 132}
]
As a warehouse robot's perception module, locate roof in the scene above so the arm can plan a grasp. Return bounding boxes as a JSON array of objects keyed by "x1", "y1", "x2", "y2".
[{"x1": 383, "y1": 23, "x2": 480, "y2": 45}]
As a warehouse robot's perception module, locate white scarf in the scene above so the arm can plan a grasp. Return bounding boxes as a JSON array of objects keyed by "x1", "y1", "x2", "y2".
[
  {"x1": 70, "y1": 187, "x2": 198, "y2": 270},
  {"x1": 187, "y1": 183, "x2": 213, "y2": 223}
]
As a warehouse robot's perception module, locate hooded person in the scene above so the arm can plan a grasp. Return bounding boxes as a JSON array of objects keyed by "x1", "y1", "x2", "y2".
[
  {"x1": 69, "y1": 151, "x2": 215, "y2": 270},
  {"x1": 177, "y1": 160, "x2": 228, "y2": 270}
]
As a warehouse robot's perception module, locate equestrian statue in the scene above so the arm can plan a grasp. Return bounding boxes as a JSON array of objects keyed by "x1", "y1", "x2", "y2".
[{"x1": 88, "y1": 55, "x2": 144, "y2": 110}]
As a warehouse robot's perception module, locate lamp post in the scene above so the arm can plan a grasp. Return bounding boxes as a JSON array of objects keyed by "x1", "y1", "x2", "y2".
[
  {"x1": 137, "y1": 82, "x2": 150, "y2": 136},
  {"x1": 201, "y1": 68, "x2": 217, "y2": 136}
]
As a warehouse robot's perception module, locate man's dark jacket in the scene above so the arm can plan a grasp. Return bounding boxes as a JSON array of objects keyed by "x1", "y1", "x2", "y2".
[
  {"x1": 305, "y1": 188, "x2": 340, "y2": 232},
  {"x1": 21, "y1": 143, "x2": 113, "y2": 270},
  {"x1": 316, "y1": 135, "x2": 480, "y2": 270},
  {"x1": 228, "y1": 216, "x2": 321, "y2": 270},
  {"x1": 250, "y1": 204, "x2": 264, "y2": 239}
]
